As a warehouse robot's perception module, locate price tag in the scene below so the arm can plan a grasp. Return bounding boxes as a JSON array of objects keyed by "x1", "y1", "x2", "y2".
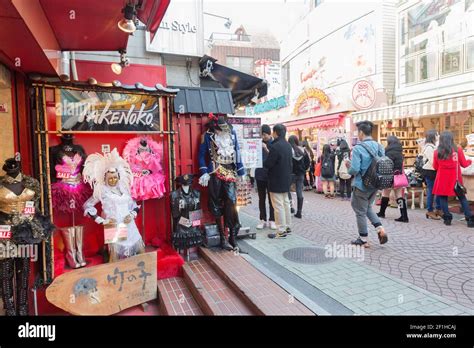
[
  {"x1": 178, "y1": 217, "x2": 192, "y2": 228},
  {"x1": 57, "y1": 171, "x2": 71, "y2": 179},
  {"x1": 0, "y1": 225, "x2": 12, "y2": 239},
  {"x1": 22, "y1": 201, "x2": 35, "y2": 215},
  {"x1": 189, "y1": 210, "x2": 202, "y2": 227}
]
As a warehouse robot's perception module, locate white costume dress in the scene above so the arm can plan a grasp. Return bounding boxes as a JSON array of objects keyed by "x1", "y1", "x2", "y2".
[{"x1": 83, "y1": 186, "x2": 144, "y2": 259}]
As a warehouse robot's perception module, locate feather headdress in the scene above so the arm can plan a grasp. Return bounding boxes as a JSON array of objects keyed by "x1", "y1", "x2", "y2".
[{"x1": 83, "y1": 148, "x2": 133, "y2": 200}]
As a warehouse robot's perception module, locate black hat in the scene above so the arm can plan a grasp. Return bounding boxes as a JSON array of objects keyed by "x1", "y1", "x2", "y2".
[
  {"x1": 207, "y1": 113, "x2": 231, "y2": 132},
  {"x1": 175, "y1": 174, "x2": 194, "y2": 186},
  {"x1": 61, "y1": 134, "x2": 74, "y2": 141},
  {"x1": 2, "y1": 158, "x2": 21, "y2": 174}
]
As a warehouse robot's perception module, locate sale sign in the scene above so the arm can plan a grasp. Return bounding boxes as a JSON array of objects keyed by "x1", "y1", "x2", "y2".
[{"x1": 0, "y1": 225, "x2": 12, "y2": 239}]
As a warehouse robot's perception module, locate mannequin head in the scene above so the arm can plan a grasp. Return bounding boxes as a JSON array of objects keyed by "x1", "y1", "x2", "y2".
[
  {"x1": 105, "y1": 169, "x2": 120, "y2": 187},
  {"x1": 2, "y1": 158, "x2": 21, "y2": 178},
  {"x1": 175, "y1": 174, "x2": 194, "y2": 193}
]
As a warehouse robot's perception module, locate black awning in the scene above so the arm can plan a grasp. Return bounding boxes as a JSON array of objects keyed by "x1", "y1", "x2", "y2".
[
  {"x1": 199, "y1": 55, "x2": 268, "y2": 108},
  {"x1": 172, "y1": 86, "x2": 235, "y2": 114}
]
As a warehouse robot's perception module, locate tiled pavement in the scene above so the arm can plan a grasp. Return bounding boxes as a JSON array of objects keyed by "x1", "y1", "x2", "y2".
[
  {"x1": 157, "y1": 277, "x2": 203, "y2": 315},
  {"x1": 239, "y1": 191, "x2": 474, "y2": 315}
]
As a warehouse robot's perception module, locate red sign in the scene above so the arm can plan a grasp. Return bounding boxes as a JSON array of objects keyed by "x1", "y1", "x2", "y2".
[
  {"x1": 352, "y1": 80, "x2": 376, "y2": 109},
  {"x1": 57, "y1": 171, "x2": 72, "y2": 179},
  {"x1": 0, "y1": 225, "x2": 12, "y2": 239}
]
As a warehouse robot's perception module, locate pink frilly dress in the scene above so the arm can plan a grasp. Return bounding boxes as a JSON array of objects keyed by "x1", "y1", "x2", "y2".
[
  {"x1": 51, "y1": 154, "x2": 92, "y2": 213},
  {"x1": 123, "y1": 137, "x2": 166, "y2": 201}
]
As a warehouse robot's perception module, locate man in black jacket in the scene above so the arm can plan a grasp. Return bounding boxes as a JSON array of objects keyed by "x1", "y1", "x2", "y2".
[
  {"x1": 264, "y1": 124, "x2": 293, "y2": 238},
  {"x1": 255, "y1": 124, "x2": 277, "y2": 230}
]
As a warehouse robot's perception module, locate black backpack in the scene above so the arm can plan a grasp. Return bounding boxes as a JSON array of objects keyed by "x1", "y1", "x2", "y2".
[
  {"x1": 414, "y1": 155, "x2": 425, "y2": 174},
  {"x1": 321, "y1": 155, "x2": 335, "y2": 178},
  {"x1": 360, "y1": 142, "x2": 394, "y2": 190}
]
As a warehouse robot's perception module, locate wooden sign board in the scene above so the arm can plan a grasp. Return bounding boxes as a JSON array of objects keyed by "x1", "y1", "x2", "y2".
[{"x1": 46, "y1": 252, "x2": 157, "y2": 316}]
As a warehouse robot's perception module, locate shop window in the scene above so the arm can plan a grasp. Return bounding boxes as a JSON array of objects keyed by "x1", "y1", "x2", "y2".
[
  {"x1": 466, "y1": 39, "x2": 474, "y2": 71},
  {"x1": 404, "y1": 58, "x2": 416, "y2": 84},
  {"x1": 441, "y1": 46, "x2": 462, "y2": 76},
  {"x1": 419, "y1": 52, "x2": 437, "y2": 81}
]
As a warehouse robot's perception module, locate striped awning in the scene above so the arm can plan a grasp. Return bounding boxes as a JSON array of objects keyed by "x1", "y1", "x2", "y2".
[{"x1": 352, "y1": 94, "x2": 474, "y2": 123}]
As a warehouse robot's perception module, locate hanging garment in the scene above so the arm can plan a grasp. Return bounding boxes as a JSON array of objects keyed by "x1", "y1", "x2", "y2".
[{"x1": 171, "y1": 187, "x2": 203, "y2": 250}]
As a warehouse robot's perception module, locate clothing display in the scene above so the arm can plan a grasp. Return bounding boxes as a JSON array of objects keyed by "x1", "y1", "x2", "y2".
[
  {"x1": 198, "y1": 114, "x2": 245, "y2": 250},
  {"x1": 171, "y1": 174, "x2": 203, "y2": 251},
  {"x1": 49, "y1": 134, "x2": 92, "y2": 214},
  {"x1": 83, "y1": 149, "x2": 145, "y2": 262},
  {"x1": 123, "y1": 136, "x2": 166, "y2": 201},
  {"x1": 0, "y1": 158, "x2": 54, "y2": 316}
]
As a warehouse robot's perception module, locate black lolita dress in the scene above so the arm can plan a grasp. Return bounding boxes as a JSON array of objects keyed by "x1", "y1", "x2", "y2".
[{"x1": 171, "y1": 187, "x2": 204, "y2": 250}]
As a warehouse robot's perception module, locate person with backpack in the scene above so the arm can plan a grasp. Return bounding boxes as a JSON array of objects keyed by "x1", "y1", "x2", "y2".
[
  {"x1": 336, "y1": 139, "x2": 352, "y2": 201},
  {"x1": 302, "y1": 140, "x2": 315, "y2": 190},
  {"x1": 433, "y1": 131, "x2": 474, "y2": 227},
  {"x1": 320, "y1": 144, "x2": 336, "y2": 198},
  {"x1": 420, "y1": 130, "x2": 442, "y2": 220},
  {"x1": 346, "y1": 121, "x2": 389, "y2": 247},
  {"x1": 376, "y1": 136, "x2": 409, "y2": 223},
  {"x1": 288, "y1": 135, "x2": 310, "y2": 218}
]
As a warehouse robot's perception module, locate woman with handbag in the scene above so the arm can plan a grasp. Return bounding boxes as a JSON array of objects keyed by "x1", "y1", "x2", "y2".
[
  {"x1": 421, "y1": 130, "x2": 442, "y2": 220},
  {"x1": 377, "y1": 136, "x2": 409, "y2": 222},
  {"x1": 433, "y1": 131, "x2": 474, "y2": 227}
]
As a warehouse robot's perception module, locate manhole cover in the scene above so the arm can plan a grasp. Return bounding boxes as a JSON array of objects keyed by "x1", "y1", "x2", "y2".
[{"x1": 282, "y1": 247, "x2": 335, "y2": 265}]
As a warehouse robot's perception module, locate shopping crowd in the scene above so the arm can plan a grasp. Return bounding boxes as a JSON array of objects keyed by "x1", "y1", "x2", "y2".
[{"x1": 255, "y1": 121, "x2": 474, "y2": 245}]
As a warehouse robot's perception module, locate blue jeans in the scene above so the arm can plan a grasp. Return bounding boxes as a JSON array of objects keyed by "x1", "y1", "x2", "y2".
[
  {"x1": 425, "y1": 176, "x2": 441, "y2": 212},
  {"x1": 438, "y1": 195, "x2": 472, "y2": 220}
]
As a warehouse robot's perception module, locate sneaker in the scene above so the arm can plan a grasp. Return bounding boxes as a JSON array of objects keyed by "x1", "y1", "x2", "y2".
[
  {"x1": 285, "y1": 227, "x2": 292, "y2": 234},
  {"x1": 351, "y1": 237, "x2": 369, "y2": 248},
  {"x1": 269, "y1": 221, "x2": 277, "y2": 230},
  {"x1": 256, "y1": 221, "x2": 266, "y2": 230},
  {"x1": 268, "y1": 231, "x2": 287, "y2": 239}
]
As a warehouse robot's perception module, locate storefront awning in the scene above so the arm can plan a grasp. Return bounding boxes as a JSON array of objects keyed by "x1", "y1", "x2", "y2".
[
  {"x1": 285, "y1": 113, "x2": 345, "y2": 131},
  {"x1": 172, "y1": 86, "x2": 235, "y2": 114},
  {"x1": 352, "y1": 93, "x2": 474, "y2": 123},
  {"x1": 199, "y1": 55, "x2": 268, "y2": 108}
]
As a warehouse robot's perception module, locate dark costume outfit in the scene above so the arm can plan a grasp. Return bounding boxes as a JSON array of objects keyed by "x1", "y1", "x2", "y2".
[
  {"x1": 0, "y1": 173, "x2": 54, "y2": 315},
  {"x1": 198, "y1": 116, "x2": 245, "y2": 250},
  {"x1": 171, "y1": 175, "x2": 203, "y2": 251}
]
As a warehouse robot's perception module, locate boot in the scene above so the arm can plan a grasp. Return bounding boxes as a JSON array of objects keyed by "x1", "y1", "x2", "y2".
[
  {"x1": 216, "y1": 219, "x2": 233, "y2": 251},
  {"x1": 443, "y1": 215, "x2": 452, "y2": 226},
  {"x1": 395, "y1": 198, "x2": 409, "y2": 223},
  {"x1": 467, "y1": 216, "x2": 474, "y2": 228},
  {"x1": 60, "y1": 227, "x2": 80, "y2": 269},
  {"x1": 228, "y1": 223, "x2": 241, "y2": 249},
  {"x1": 16, "y1": 257, "x2": 30, "y2": 316},
  {"x1": 0, "y1": 259, "x2": 16, "y2": 316},
  {"x1": 377, "y1": 197, "x2": 389, "y2": 218},
  {"x1": 294, "y1": 198, "x2": 303, "y2": 219},
  {"x1": 74, "y1": 226, "x2": 87, "y2": 267}
]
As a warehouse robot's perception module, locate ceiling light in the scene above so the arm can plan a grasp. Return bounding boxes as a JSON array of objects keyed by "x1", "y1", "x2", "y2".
[
  {"x1": 111, "y1": 50, "x2": 130, "y2": 75},
  {"x1": 118, "y1": 4, "x2": 137, "y2": 33},
  {"x1": 224, "y1": 19, "x2": 232, "y2": 29},
  {"x1": 111, "y1": 63, "x2": 122, "y2": 75}
]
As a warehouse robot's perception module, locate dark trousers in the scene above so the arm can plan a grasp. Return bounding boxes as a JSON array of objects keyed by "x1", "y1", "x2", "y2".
[
  {"x1": 256, "y1": 180, "x2": 274, "y2": 221},
  {"x1": 438, "y1": 195, "x2": 472, "y2": 220},
  {"x1": 208, "y1": 174, "x2": 240, "y2": 232},
  {"x1": 339, "y1": 178, "x2": 352, "y2": 198}
]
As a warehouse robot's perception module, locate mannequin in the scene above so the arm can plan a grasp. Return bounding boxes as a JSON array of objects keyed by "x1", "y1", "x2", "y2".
[
  {"x1": 198, "y1": 114, "x2": 245, "y2": 251},
  {"x1": 82, "y1": 149, "x2": 145, "y2": 262},
  {"x1": 171, "y1": 174, "x2": 203, "y2": 260},
  {"x1": 49, "y1": 134, "x2": 91, "y2": 269},
  {"x1": 0, "y1": 158, "x2": 54, "y2": 315},
  {"x1": 122, "y1": 136, "x2": 166, "y2": 201}
]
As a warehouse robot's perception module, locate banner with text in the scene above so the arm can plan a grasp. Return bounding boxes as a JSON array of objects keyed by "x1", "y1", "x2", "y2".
[{"x1": 228, "y1": 117, "x2": 262, "y2": 169}]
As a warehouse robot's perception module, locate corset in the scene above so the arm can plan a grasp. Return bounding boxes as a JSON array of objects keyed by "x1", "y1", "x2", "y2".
[{"x1": 0, "y1": 186, "x2": 36, "y2": 216}]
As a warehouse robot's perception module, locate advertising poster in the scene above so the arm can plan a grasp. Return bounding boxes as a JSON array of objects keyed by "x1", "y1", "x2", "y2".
[{"x1": 227, "y1": 117, "x2": 262, "y2": 169}]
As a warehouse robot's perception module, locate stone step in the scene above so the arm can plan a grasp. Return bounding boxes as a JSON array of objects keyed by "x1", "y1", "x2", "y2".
[
  {"x1": 157, "y1": 277, "x2": 203, "y2": 316},
  {"x1": 199, "y1": 247, "x2": 314, "y2": 316},
  {"x1": 182, "y1": 258, "x2": 254, "y2": 315}
]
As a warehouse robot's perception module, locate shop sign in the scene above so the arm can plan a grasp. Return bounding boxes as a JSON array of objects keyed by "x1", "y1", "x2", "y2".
[
  {"x1": 352, "y1": 80, "x2": 376, "y2": 109},
  {"x1": 227, "y1": 117, "x2": 263, "y2": 169},
  {"x1": 56, "y1": 88, "x2": 161, "y2": 133},
  {"x1": 46, "y1": 252, "x2": 157, "y2": 315},
  {"x1": 245, "y1": 95, "x2": 287, "y2": 116},
  {"x1": 293, "y1": 88, "x2": 331, "y2": 116}
]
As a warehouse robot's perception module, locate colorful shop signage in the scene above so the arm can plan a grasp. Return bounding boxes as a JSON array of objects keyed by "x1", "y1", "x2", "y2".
[
  {"x1": 293, "y1": 88, "x2": 331, "y2": 116},
  {"x1": 352, "y1": 79, "x2": 376, "y2": 109},
  {"x1": 56, "y1": 87, "x2": 161, "y2": 132},
  {"x1": 245, "y1": 95, "x2": 287, "y2": 116},
  {"x1": 46, "y1": 252, "x2": 157, "y2": 315}
]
